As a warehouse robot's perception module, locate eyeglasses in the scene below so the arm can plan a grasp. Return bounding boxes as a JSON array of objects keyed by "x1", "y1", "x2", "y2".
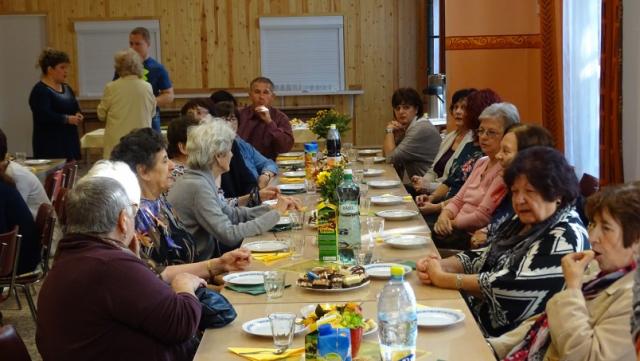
[
  {"x1": 130, "y1": 202, "x2": 139, "y2": 214},
  {"x1": 477, "y1": 128, "x2": 501, "y2": 138}
]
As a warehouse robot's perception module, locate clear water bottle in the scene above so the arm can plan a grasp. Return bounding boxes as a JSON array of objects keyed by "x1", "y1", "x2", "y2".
[
  {"x1": 326, "y1": 124, "x2": 341, "y2": 166},
  {"x1": 377, "y1": 265, "x2": 417, "y2": 361},
  {"x1": 337, "y1": 169, "x2": 360, "y2": 264}
]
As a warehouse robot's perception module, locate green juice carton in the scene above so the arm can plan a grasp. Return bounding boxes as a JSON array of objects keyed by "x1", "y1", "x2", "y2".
[
  {"x1": 305, "y1": 331, "x2": 319, "y2": 360},
  {"x1": 317, "y1": 201, "x2": 338, "y2": 262}
]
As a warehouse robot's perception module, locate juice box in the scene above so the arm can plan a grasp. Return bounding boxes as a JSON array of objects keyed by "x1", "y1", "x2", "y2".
[
  {"x1": 317, "y1": 201, "x2": 338, "y2": 262},
  {"x1": 305, "y1": 331, "x2": 319, "y2": 361}
]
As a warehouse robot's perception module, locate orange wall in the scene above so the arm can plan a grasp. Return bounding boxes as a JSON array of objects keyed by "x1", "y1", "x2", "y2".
[{"x1": 445, "y1": 0, "x2": 542, "y2": 125}]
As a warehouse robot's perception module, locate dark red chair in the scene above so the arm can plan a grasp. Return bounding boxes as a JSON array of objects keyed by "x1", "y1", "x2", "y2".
[
  {"x1": 0, "y1": 324, "x2": 32, "y2": 361},
  {"x1": 43, "y1": 169, "x2": 64, "y2": 201}
]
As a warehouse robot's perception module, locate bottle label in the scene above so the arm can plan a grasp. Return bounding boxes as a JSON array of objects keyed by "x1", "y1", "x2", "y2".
[
  {"x1": 339, "y1": 202, "x2": 358, "y2": 215},
  {"x1": 391, "y1": 351, "x2": 415, "y2": 361}
]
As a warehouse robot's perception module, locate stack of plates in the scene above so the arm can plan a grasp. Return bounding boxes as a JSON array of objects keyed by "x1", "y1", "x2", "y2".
[
  {"x1": 242, "y1": 318, "x2": 307, "y2": 337},
  {"x1": 417, "y1": 307, "x2": 465, "y2": 327},
  {"x1": 279, "y1": 152, "x2": 304, "y2": 157},
  {"x1": 222, "y1": 271, "x2": 266, "y2": 285},
  {"x1": 358, "y1": 149, "x2": 381, "y2": 156},
  {"x1": 278, "y1": 183, "x2": 306, "y2": 194},
  {"x1": 368, "y1": 180, "x2": 401, "y2": 189},
  {"x1": 283, "y1": 170, "x2": 306, "y2": 178},
  {"x1": 375, "y1": 210, "x2": 418, "y2": 221},
  {"x1": 383, "y1": 235, "x2": 429, "y2": 249},
  {"x1": 363, "y1": 168, "x2": 384, "y2": 177},
  {"x1": 24, "y1": 159, "x2": 51, "y2": 165},
  {"x1": 243, "y1": 240, "x2": 289, "y2": 253},
  {"x1": 271, "y1": 216, "x2": 292, "y2": 232},
  {"x1": 371, "y1": 195, "x2": 404, "y2": 206}
]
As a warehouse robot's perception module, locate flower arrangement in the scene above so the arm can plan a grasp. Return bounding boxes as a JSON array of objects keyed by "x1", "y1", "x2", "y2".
[
  {"x1": 308, "y1": 109, "x2": 351, "y2": 139},
  {"x1": 315, "y1": 165, "x2": 344, "y2": 205},
  {"x1": 301, "y1": 303, "x2": 366, "y2": 331}
]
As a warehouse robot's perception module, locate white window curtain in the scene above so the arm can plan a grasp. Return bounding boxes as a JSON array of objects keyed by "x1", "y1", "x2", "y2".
[{"x1": 562, "y1": 0, "x2": 601, "y2": 178}]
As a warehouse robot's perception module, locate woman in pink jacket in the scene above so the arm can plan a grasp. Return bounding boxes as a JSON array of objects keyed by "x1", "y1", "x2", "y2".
[{"x1": 431, "y1": 102, "x2": 519, "y2": 250}]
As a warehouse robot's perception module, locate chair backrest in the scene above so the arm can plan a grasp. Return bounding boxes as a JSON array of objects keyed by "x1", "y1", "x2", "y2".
[
  {"x1": 62, "y1": 161, "x2": 78, "y2": 189},
  {"x1": 0, "y1": 324, "x2": 32, "y2": 361},
  {"x1": 580, "y1": 173, "x2": 600, "y2": 198},
  {"x1": 53, "y1": 188, "x2": 69, "y2": 226},
  {"x1": 43, "y1": 169, "x2": 65, "y2": 201},
  {"x1": 35, "y1": 203, "x2": 56, "y2": 274},
  {"x1": 0, "y1": 226, "x2": 20, "y2": 278}
]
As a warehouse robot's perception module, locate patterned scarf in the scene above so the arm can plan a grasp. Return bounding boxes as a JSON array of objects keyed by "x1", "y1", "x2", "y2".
[{"x1": 502, "y1": 262, "x2": 637, "y2": 361}]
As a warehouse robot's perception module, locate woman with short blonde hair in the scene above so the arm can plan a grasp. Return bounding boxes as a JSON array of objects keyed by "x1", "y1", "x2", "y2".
[{"x1": 97, "y1": 49, "x2": 156, "y2": 159}]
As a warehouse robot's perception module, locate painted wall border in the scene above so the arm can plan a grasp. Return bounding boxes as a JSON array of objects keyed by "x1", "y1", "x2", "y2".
[{"x1": 445, "y1": 34, "x2": 542, "y2": 50}]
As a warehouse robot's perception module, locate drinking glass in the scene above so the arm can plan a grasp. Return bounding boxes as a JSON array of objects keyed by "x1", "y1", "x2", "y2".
[
  {"x1": 263, "y1": 271, "x2": 286, "y2": 300},
  {"x1": 352, "y1": 161, "x2": 364, "y2": 184},
  {"x1": 354, "y1": 240, "x2": 373, "y2": 266},
  {"x1": 362, "y1": 157, "x2": 373, "y2": 173},
  {"x1": 288, "y1": 209, "x2": 305, "y2": 231},
  {"x1": 15, "y1": 152, "x2": 27, "y2": 163},
  {"x1": 360, "y1": 196, "x2": 371, "y2": 217},
  {"x1": 305, "y1": 178, "x2": 317, "y2": 194},
  {"x1": 304, "y1": 234, "x2": 317, "y2": 247},
  {"x1": 268, "y1": 312, "x2": 296, "y2": 352},
  {"x1": 288, "y1": 232, "x2": 305, "y2": 260},
  {"x1": 366, "y1": 217, "x2": 385, "y2": 262},
  {"x1": 343, "y1": 142, "x2": 353, "y2": 163}
]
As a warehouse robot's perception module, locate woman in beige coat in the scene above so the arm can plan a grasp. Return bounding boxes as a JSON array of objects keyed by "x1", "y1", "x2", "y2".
[
  {"x1": 97, "y1": 49, "x2": 155, "y2": 159},
  {"x1": 489, "y1": 182, "x2": 640, "y2": 361}
]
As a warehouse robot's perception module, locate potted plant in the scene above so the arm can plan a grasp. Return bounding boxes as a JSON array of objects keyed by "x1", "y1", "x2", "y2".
[{"x1": 308, "y1": 109, "x2": 351, "y2": 139}]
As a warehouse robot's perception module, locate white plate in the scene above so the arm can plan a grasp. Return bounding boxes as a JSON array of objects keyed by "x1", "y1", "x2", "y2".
[
  {"x1": 222, "y1": 271, "x2": 266, "y2": 285},
  {"x1": 242, "y1": 317, "x2": 307, "y2": 337},
  {"x1": 298, "y1": 280, "x2": 370, "y2": 293},
  {"x1": 262, "y1": 199, "x2": 278, "y2": 206},
  {"x1": 370, "y1": 195, "x2": 404, "y2": 206},
  {"x1": 299, "y1": 304, "x2": 379, "y2": 336},
  {"x1": 279, "y1": 152, "x2": 304, "y2": 157},
  {"x1": 283, "y1": 170, "x2": 306, "y2": 177},
  {"x1": 277, "y1": 159, "x2": 304, "y2": 166},
  {"x1": 23, "y1": 159, "x2": 51, "y2": 165},
  {"x1": 364, "y1": 168, "x2": 385, "y2": 177},
  {"x1": 373, "y1": 156, "x2": 386, "y2": 163},
  {"x1": 358, "y1": 149, "x2": 381, "y2": 155},
  {"x1": 243, "y1": 240, "x2": 289, "y2": 253},
  {"x1": 276, "y1": 217, "x2": 292, "y2": 226},
  {"x1": 384, "y1": 235, "x2": 429, "y2": 249},
  {"x1": 417, "y1": 307, "x2": 465, "y2": 327},
  {"x1": 278, "y1": 183, "x2": 306, "y2": 191},
  {"x1": 368, "y1": 180, "x2": 401, "y2": 189},
  {"x1": 376, "y1": 210, "x2": 418, "y2": 221},
  {"x1": 364, "y1": 263, "x2": 413, "y2": 278}
]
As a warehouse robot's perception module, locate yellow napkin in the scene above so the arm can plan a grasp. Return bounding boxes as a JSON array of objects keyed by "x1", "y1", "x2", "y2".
[
  {"x1": 228, "y1": 347, "x2": 304, "y2": 361},
  {"x1": 277, "y1": 156, "x2": 304, "y2": 161},
  {"x1": 403, "y1": 195, "x2": 413, "y2": 202},
  {"x1": 278, "y1": 177, "x2": 306, "y2": 184},
  {"x1": 252, "y1": 252, "x2": 292, "y2": 265}
]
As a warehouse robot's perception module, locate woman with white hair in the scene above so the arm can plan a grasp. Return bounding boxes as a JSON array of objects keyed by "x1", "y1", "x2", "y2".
[
  {"x1": 168, "y1": 120, "x2": 301, "y2": 258},
  {"x1": 36, "y1": 173, "x2": 204, "y2": 360},
  {"x1": 426, "y1": 102, "x2": 519, "y2": 250},
  {"x1": 87, "y1": 160, "x2": 251, "y2": 283},
  {"x1": 98, "y1": 48, "x2": 156, "y2": 159}
]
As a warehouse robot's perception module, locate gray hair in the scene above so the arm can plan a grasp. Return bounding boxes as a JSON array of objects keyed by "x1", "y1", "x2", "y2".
[
  {"x1": 114, "y1": 48, "x2": 144, "y2": 78},
  {"x1": 65, "y1": 177, "x2": 134, "y2": 236},
  {"x1": 85, "y1": 160, "x2": 141, "y2": 204},
  {"x1": 186, "y1": 119, "x2": 235, "y2": 171},
  {"x1": 478, "y1": 102, "x2": 520, "y2": 130}
]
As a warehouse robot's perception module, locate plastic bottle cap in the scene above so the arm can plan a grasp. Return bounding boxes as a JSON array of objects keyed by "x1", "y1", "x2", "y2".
[
  {"x1": 344, "y1": 169, "x2": 353, "y2": 175},
  {"x1": 390, "y1": 265, "x2": 405, "y2": 277},
  {"x1": 330, "y1": 124, "x2": 336, "y2": 129},
  {"x1": 318, "y1": 323, "x2": 333, "y2": 336}
]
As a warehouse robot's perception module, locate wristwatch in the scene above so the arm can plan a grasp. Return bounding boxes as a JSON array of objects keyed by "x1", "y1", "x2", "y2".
[{"x1": 385, "y1": 128, "x2": 394, "y2": 134}]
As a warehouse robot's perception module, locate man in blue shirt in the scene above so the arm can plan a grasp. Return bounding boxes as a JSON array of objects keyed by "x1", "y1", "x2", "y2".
[{"x1": 128, "y1": 27, "x2": 174, "y2": 131}]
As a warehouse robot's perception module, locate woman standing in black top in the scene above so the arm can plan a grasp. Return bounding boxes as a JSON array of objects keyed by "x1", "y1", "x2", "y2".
[{"x1": 29, "y1": 48, "x2": 83, "y2": 160}]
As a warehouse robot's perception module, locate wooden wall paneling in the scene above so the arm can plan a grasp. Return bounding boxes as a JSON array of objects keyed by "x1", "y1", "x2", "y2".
[{"x1": 398, "y1": 0, "x2": 417, "y2": 89}]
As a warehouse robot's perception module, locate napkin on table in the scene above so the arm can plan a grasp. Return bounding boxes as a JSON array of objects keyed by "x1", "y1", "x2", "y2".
[
  {"x1": 228, "y1": 347, "x2": 304, "y2": 361},
  {"x1": 252, "y1": 252, "x2": 292, "y2": 265},
  {"x1": 278, "y1": 177, "x2": 306, "y2": 184}
]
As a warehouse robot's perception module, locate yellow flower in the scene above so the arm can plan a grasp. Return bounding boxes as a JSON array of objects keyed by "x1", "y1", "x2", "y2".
[{"x1": 316, "y1": 171, "x2": 330, "y2": 186}]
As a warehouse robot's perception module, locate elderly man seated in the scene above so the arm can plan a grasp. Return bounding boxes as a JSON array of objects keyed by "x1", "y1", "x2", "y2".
[{"x1": 36, "y1": 170, "x2": 203, "y2": 360}]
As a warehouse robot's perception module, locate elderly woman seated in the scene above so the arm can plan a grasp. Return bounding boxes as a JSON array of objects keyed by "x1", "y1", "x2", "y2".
[
  {"x1": 469, "y1": 124, "x2": 555, "y2": 248},
  {"x1": 87, "y1": 160, "x2": 250, "y2": 285},
  {"x1": 420, "y1": 102, "x2": 520, "y2": 249},
  {"x1": 490, "y1": 183, "x2": 640, "y2": 360},
  {"x1": 167, "y1": 120, "x2": 300, "y2": 258},
  {"x1": 413, "y1": 89, "x2": 500, "y2": 207},
  {"x1": 36, "y1": 175, "x2": 203, "y2": 360},
  {"x1": 417, "y1": 146, "x2": 589, "y2": 337}
]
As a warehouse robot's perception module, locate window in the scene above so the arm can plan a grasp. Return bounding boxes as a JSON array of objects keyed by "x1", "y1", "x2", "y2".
[
  {"x1": 259, "y1": 16, "x2": 345, "y2": 92},
  {"x1": 73, "y1": 19, "x2": 161, "y2": 97},
  {"x1": 562, "y1": 0, "x2": 601, "y2": 178}
]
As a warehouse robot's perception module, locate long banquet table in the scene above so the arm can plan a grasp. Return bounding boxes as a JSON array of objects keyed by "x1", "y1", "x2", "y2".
[{"x1": 194, "y1": 160, "x2": 496, "y2": 361}]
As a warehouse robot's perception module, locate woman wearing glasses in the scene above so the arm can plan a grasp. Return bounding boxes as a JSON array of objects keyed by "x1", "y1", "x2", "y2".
[{"x1": 429, "y1": 102, "x2": 519, "y2": 249}]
